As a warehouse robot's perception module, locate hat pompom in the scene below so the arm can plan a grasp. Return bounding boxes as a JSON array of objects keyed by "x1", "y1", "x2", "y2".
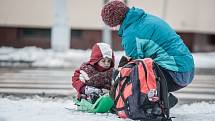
[{"x1": 101, "y1": 0, "x2": 129, "y2": 27}]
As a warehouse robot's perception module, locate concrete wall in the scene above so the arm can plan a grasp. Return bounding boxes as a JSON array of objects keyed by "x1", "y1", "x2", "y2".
[
  {"x1": 68, "y1": 0, "x2": 104, "y2": 29},
  {"x1": 165, "y1": 0, "x2": 215, "y2": 34},
  {"x1": 0, "y1": 0, "x2": 53, "y2": 28},
  {"x1": 0, "y1": 0, "x2": 215, "y2": 33}
]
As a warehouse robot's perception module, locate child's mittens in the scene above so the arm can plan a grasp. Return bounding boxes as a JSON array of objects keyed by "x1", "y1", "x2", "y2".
[{"x1": 84, "y1": 86, "x2": 103, "y2": 96}]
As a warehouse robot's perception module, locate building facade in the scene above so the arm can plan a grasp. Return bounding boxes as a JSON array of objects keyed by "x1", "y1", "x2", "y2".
[{"x1": 0, "y1": 0, "x2": 215, "y2": 52}]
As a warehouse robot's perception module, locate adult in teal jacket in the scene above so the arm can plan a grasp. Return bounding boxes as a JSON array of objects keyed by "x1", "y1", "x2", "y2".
[{"x1": 101, "y1": 1, "x2": 194, "y2": 92}]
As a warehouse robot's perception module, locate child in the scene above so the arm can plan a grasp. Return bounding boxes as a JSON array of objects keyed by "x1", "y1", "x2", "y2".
[{"x1": 72, "y1": 42, "x2": 115, "y2": 103}]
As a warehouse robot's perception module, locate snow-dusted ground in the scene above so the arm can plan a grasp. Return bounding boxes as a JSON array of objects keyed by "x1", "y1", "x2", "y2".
[
  {"x1": 0, "y1": 96, "x2": 215, "y2": 121},
  {"x1": 1, "y1": 46, "x2": 215, "y2": 121},
  {"x1": 0, "y1": 46, "x2": 215, "y2": 68}
]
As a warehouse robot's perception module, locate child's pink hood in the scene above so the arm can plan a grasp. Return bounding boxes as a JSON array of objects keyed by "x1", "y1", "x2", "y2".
[{"x1": 88, "y1": 43, "x2": 115, "y2": 68}]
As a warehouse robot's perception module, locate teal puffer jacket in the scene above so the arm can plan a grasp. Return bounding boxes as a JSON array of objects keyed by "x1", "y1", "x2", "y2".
[{"x1": 118, "y1": 7, "x2": 194, "y2": 72}]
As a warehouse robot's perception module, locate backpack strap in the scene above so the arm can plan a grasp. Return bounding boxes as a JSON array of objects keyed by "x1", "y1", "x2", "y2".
[
  {"x1": 138, "y1": 61, "x2": 150, "y2": 91},
  {"x1": 114, "y1": 77, "x2": 129, "y2": 111},
  {"x1": 153, "y1": 62, "x2": 170, "y2": 119},
  {"x1": 114, "y1": 62, "x2": 136, "y2": 111}
]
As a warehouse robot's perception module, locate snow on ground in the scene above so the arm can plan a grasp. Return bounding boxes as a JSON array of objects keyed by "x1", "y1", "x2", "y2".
[
  {"x1": 0, "y1": 96, "x2": 128, "y2": 121},
  {"x1": 0, "y1": 96, "x2": 215, "y2": 121},
  {"x1": 0, "y1": 46, "x2": 215, "y2": 68},
  {"x1": 1, "y1": 47, "x2": 215, "y2": 121},
  {"x1": 0, "y1": 46, "x2": 92, "y2": 68},
  {"x1": 192, "y1": 52, "x2": 215, "y2": 68}
]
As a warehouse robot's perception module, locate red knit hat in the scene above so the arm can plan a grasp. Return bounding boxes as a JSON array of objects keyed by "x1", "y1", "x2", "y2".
[{"x1": 101, "y1": 0, "x2": 129, "y2": 27}]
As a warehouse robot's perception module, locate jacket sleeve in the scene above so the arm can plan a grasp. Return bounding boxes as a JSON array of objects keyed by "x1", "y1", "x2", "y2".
[{"x1": 72, "y1": 68, "x2": 85, "y2": 94}]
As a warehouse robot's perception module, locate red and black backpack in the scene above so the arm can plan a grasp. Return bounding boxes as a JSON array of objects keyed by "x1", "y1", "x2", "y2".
[{"x1": 112, "y1": 58, "x2": 172, "y2": 121}]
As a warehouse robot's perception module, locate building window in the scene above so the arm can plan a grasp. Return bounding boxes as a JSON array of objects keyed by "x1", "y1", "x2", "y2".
[
  {"x1": 19, "y1": 28, "x2": 51, "y2": 40},
  {"x1": 71, "y1": 30, "x2": 82, "y2": 39},
  {"x1": 209, "y1": 34, "x2": 215, "y2": 45}
]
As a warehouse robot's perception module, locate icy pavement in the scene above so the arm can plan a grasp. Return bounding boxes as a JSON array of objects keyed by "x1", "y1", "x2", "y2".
[
  {"x1": 1, "y1": 67, "x2": 215, "y2": 103},
  {"x1": 0, "y1": 96, "x2": 215, "y2": 121}
]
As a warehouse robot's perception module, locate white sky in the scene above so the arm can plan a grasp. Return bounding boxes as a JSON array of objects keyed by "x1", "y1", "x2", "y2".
[{"x1": 0, "y1": 46, "x2": 215, "y2": 68}]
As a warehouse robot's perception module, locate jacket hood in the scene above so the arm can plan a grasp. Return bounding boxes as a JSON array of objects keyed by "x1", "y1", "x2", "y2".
[
  {"x1": 89, "y1": 43, "x2": 115, "y2": 68},
  {"x1": 118, "y1": 7, "x2": 146, "y2": 37}
]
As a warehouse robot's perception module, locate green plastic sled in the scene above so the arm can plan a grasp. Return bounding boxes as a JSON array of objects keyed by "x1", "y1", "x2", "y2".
[{"x1": 73, "y1": 94, "x2": 114, "y2": 113}]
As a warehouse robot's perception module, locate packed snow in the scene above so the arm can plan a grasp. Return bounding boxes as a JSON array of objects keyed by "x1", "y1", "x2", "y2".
[
  {"x1": 0, "y1": 96, "x2": 215, "y2": 121},
  {"x1": 1, "y1": 46, "x2": 215, "y2": 121}
]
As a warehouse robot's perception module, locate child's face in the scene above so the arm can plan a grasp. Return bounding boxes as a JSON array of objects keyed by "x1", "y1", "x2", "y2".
[{"x1": 98, "y1": 57, "x2": 112, "y2": 69}]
